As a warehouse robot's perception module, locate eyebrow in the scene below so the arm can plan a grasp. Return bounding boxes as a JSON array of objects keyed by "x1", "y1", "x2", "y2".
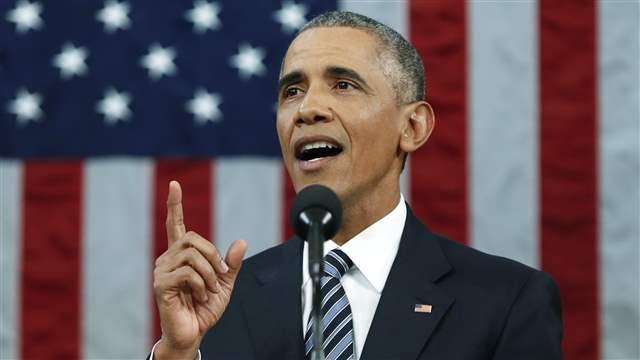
[
  {"x1": 278, "y1": 70, "x2": 304, "y2": 95},
  {"x1": 277, "y1": 65, "x2": 372, "y2": 95},
  {"x1": 325, "y1": 66, "x2": 370, "y2": 90}
]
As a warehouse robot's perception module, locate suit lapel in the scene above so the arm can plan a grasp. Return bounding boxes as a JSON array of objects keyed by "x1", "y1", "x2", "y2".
[
  {"x1": 241, "y1": 238, "x2": 305, "y2": 359},
  {"x1": 360, "y1": 208, "x2": 455, "y2": 360}
]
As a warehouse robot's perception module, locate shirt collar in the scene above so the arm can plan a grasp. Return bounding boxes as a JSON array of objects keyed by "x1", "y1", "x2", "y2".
[{"x1": 302, "y1": 194, "x2": 407, "y2": 293}]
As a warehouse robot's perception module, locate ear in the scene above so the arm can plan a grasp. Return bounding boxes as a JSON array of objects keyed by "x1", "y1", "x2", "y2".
[{"x1": 399, "y1": 101, "x2": 435, "y2": 154}]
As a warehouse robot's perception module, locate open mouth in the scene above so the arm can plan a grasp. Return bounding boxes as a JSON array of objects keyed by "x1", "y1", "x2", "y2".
[{"x1": 295, "y1": 140, "x2": 343, "y2": 161}]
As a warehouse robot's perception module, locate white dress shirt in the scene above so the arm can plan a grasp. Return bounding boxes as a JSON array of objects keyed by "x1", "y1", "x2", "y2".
[
  {"x1": 301, "y1": 195, "x2": 406, "y2": 359},
  {"x1": 152, "y1": 195, "x2": 406, "y2": 360}
]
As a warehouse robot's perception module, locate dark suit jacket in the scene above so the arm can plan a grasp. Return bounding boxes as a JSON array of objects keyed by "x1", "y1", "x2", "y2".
[{"x1": 201, "y1": 207, "x2": 563, "y2": 359}]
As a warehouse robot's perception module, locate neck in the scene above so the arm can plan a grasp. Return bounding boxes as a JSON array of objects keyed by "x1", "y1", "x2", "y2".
[{"x1": 333, "y1": 183, "x2": 401, "y2": 245}]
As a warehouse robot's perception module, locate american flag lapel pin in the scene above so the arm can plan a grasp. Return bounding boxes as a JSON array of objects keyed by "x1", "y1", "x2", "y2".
[{"x1": 414, "y1": 304, "x2": 433, "y2": 313}]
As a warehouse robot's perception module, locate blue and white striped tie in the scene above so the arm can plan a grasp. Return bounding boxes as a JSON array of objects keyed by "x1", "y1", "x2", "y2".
[{"x1": 304, "y1": 248, "x2": 355, "y2": 360}]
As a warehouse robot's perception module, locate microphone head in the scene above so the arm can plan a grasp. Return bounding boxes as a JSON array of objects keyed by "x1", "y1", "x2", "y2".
[{"x1": 290, "y1": 184, "x2": 342, "y2": 240}]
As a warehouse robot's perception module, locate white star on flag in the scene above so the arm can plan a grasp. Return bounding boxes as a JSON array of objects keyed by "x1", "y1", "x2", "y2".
[
  {"x1": 52, "y1": 43, "x2": 89, "y2": 79},
  {"x1": 185, "y1": 0, "x2": 221, "y2": 33},
  {"x1": 186, "y1": 89, "x2": 222, "y2": 124},
  {"x1": 229, "y1": 43, "x2": 267, "y2": 79},
  {"x1": 273, "y1": 1, "x2": 307, "y2": 33},
  {"x1": 7, "y1": 89, "x2": 43, "y2": 125},
  {"x1": 6, "y1": 0, "x2": 43, "y2": 33},
  {"x1": 96, "y1": 0, "x2": 131, "y2": 33},
  {"x1": 96, "y1": 88, "x2": 132, "y2": 124},
  {"x1": 140, "y1": 44, "x2": 177, "y2": 80}
]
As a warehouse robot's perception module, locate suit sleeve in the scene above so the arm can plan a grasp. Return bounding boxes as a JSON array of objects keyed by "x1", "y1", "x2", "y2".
[{"x1": 492, "y1": 270, "x2": 563, "y2": 360}]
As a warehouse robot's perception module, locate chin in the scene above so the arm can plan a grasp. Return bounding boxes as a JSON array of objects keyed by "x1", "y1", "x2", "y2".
[{"x1": 292, "y1": 176, "x2": 342, "y2": 196}]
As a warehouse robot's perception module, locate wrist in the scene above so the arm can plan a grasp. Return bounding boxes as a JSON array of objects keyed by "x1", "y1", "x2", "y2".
[{"x1": 154, "y1": 337, "x2": 200, "y2": 360}]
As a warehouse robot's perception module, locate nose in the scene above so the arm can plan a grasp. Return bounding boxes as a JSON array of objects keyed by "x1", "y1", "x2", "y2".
[{"x1": 295, "y1": 88, "x2": 333, "y2": 126}]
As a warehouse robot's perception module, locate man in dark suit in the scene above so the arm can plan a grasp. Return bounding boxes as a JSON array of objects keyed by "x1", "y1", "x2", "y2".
[{"x1": 151, "y1": 11, "x2": 563, "y2": 360}]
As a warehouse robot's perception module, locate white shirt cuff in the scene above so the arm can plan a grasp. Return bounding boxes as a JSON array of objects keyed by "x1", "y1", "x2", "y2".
[{"x1": 150, "y1": 339, "x2": 202, "y2": 360}]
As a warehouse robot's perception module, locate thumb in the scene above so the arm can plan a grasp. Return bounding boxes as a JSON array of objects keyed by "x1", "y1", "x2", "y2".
[{"x1": 224, "y1": 239, "x2": 247, "y2": 276}]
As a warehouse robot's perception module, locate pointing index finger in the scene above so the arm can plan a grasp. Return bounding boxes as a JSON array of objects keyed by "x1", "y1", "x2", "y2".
[{"x1": 166, "y1": 180, "x2": 186, "y2": 246}]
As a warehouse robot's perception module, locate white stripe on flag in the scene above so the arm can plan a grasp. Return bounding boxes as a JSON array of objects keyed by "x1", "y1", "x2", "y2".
[
  {"x1": 0, "y1": 160, "x2": 21, "y2": 360},
  {"x1": 82, "y1": 159, "x2": 153, "y2": 359},
  {"x1": 339, "y1": 0, "x2": 408, "y2": 37},
  {"x1": 339, "y1": 0, "x2": 411, "y2": 200},
  {"x1": 214, "y1": 158, "x2": 282, "y2": 258},
  {"x1": 468, "y1": 0, "x2": 539, "y2": 268},
  {"x1": 598, "y1": 1, "x2": 640, "y2": 358}
]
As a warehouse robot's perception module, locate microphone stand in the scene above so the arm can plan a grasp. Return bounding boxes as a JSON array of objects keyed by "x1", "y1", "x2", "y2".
[{"x1": 307, "y1": 219, "x2": 325, "y2": 360}]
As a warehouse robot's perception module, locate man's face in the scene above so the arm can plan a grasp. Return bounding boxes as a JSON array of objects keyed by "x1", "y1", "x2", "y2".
[{"x1": 277, "y1": 27, "x2": 405, "y2": 206}]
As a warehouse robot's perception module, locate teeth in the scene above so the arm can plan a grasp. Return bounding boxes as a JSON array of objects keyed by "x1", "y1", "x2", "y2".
[{"x1": 301, "y1": 141, "x2": 338, "y2": 152}]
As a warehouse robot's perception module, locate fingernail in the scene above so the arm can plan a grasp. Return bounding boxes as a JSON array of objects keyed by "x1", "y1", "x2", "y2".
[
  {"x1": 220, "y1": 260, "x2": 229, "y2": 273},
  {"x1": 213, "y1": 281, "x2": 220, "y2": 292}
]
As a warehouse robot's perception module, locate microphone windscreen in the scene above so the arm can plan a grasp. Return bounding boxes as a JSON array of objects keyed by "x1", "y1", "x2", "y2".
[{"x1": 289, "y1": 184, "x2": 342, "y2": 240}]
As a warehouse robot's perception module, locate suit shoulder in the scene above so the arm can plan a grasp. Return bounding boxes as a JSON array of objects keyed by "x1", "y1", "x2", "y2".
[
  {"x1": 430, "y1": 233, "x2": 561, "y2": 331},
  {"x1": 436, "y1": 233, "x2": 537, "y2": 278},
  {"x1": 234, "y1": 238, "x2": 302, "y2": 287},
  {"x1": 432, "y1": 233, "x2": 558, "y2": 299},
  {"x1": 242, "y1": 241, "x2": 290, "y2": 268}
]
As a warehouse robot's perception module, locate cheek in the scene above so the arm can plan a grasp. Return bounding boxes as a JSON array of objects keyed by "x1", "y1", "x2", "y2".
[
  {"x1": 349, "y1": 108, "x2": 400, "y2": 149},
  {"x1": 276, "y1": 113, "x2": 291, "y2": 148},
  {"x1": 358, "y1": 126, "x2": 401, "y2": 172}
]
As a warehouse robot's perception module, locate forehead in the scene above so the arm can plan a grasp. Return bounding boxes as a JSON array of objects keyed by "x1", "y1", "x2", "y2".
[{"x1": 281, "y1": 27, "x2": 382, "y2": 75}]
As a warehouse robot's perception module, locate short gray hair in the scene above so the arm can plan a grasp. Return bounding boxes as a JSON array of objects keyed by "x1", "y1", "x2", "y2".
[{"x1": 296, "y1": 11, "x2": 425, "y2": 104}]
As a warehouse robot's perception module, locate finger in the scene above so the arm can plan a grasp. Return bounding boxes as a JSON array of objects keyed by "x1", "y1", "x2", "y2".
[
  {"x1": 225, "y1": 239, "x2": 247, "y2": 274},
  {"x1": 183, "y1": 231, "x2": 229, "y2": 275},
  {"x1": 217, "y1": 240, "x2": 246, "y2": 290},
  {"x1": 154, "y1": 266, "x2": 208, "y2": 303},
  {"x1": 173, "y1": 266, "x2": 209, "y2": 303},
  {"x1": 166, "y1": 180, "x2": 186, "y2": 246},
  {"x1": 156, "y1": 241, "x2": 220, "y2": 293},
  {"x1": 171, "y1": 247, "x2": 220, "y2": 293}
]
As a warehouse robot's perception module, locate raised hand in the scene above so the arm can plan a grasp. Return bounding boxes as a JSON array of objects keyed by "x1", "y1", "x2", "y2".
[{"x1": 153, "y1": 181, "x2": 247, "y2": 359}]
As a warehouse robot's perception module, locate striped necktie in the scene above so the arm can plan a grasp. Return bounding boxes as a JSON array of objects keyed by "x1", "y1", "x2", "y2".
[{"x1": 304, "y1": 248, "x2": 355, "y2": 360}]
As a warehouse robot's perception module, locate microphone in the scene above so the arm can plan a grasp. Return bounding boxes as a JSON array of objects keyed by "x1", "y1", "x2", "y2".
[
  {"x1": 290, "y1": 184, "x2": 342, "y2": 241},
  {"x1": 290, "y1": 184, "x2": 342, "y2": 360}
]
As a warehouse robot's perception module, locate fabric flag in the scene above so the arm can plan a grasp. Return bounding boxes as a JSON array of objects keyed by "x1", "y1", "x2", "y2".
[{"x1": 1, "y1": 1, "x2": 638, "y2": 359}]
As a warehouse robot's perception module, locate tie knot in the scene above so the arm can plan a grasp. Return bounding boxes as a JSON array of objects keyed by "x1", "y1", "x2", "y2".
[{"x1": 324, "y1": 248, "x2": 353, "y2": 279}]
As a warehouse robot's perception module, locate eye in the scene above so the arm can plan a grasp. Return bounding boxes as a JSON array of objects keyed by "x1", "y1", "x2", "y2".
[
  {"x1": 335, "y1": 80, "x2": 358, "y2": 91},
  {"x1": 284, "y1": 87, "x2": 303, "y2": 98}
]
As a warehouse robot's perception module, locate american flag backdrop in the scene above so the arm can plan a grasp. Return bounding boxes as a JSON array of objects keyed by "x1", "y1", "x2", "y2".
[{"x1": 0, "y1": 0, "x2": 639, "y2": 359}]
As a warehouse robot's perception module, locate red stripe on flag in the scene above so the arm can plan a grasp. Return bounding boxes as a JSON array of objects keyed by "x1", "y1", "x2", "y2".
[
  {"x1": 409, "y1": 0, "x2": 468, "y2": 244},
  {"x1": 21, "y1": 161, "x2": 83, "y2": 359},
  {"x1": 152, "y1": 159, "x2": 213, "y2": 340},
  {"x1": 539, "y1": 1, "x2": 600, "y2": 359},
  {"x1": 282, "y1": 165, "x2": 296, "y2": 241}
]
